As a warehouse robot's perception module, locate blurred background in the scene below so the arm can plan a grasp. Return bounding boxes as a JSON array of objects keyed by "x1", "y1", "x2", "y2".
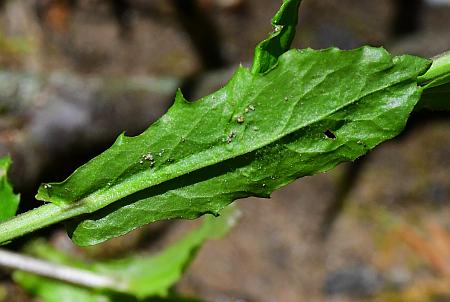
[{"x1": 0, "y1": 0, "x2": 450, "y2": 301}]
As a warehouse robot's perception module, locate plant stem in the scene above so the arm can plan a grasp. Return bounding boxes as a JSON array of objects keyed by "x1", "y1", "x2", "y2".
[
  {"x1": 0, "y1": 248, "x2": 126, "y2": 290},
  {"x1": 0, "y1": 203, "x2": 88, "y2": 244}
]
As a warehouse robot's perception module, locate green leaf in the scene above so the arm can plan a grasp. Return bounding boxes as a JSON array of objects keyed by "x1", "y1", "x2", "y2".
[
  {"x1": 31, "y1": 47, "x2": 430, "y2": 246},
  {"x1": 418, "y1": 51, "x2": 450, "y2": 85},
  {"x1": 416, "y1": 51, "x2": 450, "y2": 111},
  {"x1": 14, "y1": 207, "x2": 238, "y2": 300},
  {"x1": 251, "y1": 0, "x2": 302, "y2": 74},
  {"x1": 14, "y1": 271, "x2": 205, "y2": 302},
  {"x1": 95, "y1": 206, "x2": 238, "y2": 298},
  {"x1": 13, "y1": 273, "x2": 105, "y2": 302},
  {"x1": 0, "y1": 156, "x2": 19, "y2": 222},
  {"x1": 14, "y1": 273, "x2": 203, "y2": 302}
]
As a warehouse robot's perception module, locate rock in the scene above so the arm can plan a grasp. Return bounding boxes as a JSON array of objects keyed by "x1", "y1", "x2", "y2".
[{"x1": 323, "y1": 264, "x2": 383, "y2": 296}]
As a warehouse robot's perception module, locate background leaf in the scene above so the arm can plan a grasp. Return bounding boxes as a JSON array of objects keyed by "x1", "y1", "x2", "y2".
[
  {"x1": 14, "y1": 206, "x2": 238, "y2": 300},
  {"x1": 0, "y1": 156, "x2": 20, "y2": 222}
]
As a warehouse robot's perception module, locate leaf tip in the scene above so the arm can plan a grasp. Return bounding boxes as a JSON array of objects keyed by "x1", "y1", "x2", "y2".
[
  {"x1": 174, "y1": 88, "x2": 189, "y2": 106},
  {"x1": 35, "y1": 184, "x2": 51, "y2": 202},
  {"x1": 272, "y1": 0, "x2": 302, "y2": 25},
  {"x1": 113, "y1": 131, "x2": 128, "y2": 146},
  {"x1": 35, "y1": 183, "x2": 65, "y2": 205}
]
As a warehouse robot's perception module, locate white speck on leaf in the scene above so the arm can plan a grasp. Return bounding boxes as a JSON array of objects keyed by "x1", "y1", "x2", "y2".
[
  {"x1": 274, "y1": 25, "x2": 283, "y2": 32},
  {"x1": 143, "y1": 153, "x2": 154, "y2": 161},
  {"x1": 226, "y1": 131, "x2": 237, "y2": 143},
  {"x1": 140, "y1": 153, "x2": 155, "y2": 166}
]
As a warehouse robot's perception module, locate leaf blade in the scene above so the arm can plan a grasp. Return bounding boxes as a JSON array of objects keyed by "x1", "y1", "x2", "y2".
[
  {"x1": 51, "y1": 48, "x2": 431, "y2": 246},
  {"x1": 14, "y1": 207, "x2": 238, "y2": 300},
  {"x1": 0, "y1": 156, "x2": 20, "y2": 222},
  {"x1": 96, "y1": 206, "x2": 239, "y2": 298}
]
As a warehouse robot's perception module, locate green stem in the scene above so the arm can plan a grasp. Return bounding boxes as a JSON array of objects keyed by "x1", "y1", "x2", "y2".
[{"x1": 0, "y1": 203, "x2": 88, "y2": 244}]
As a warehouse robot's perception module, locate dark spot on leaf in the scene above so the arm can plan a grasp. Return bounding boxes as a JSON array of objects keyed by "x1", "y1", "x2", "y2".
[{"x1": 324, "y1": 130, "x2": 336, "y2": 139}]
